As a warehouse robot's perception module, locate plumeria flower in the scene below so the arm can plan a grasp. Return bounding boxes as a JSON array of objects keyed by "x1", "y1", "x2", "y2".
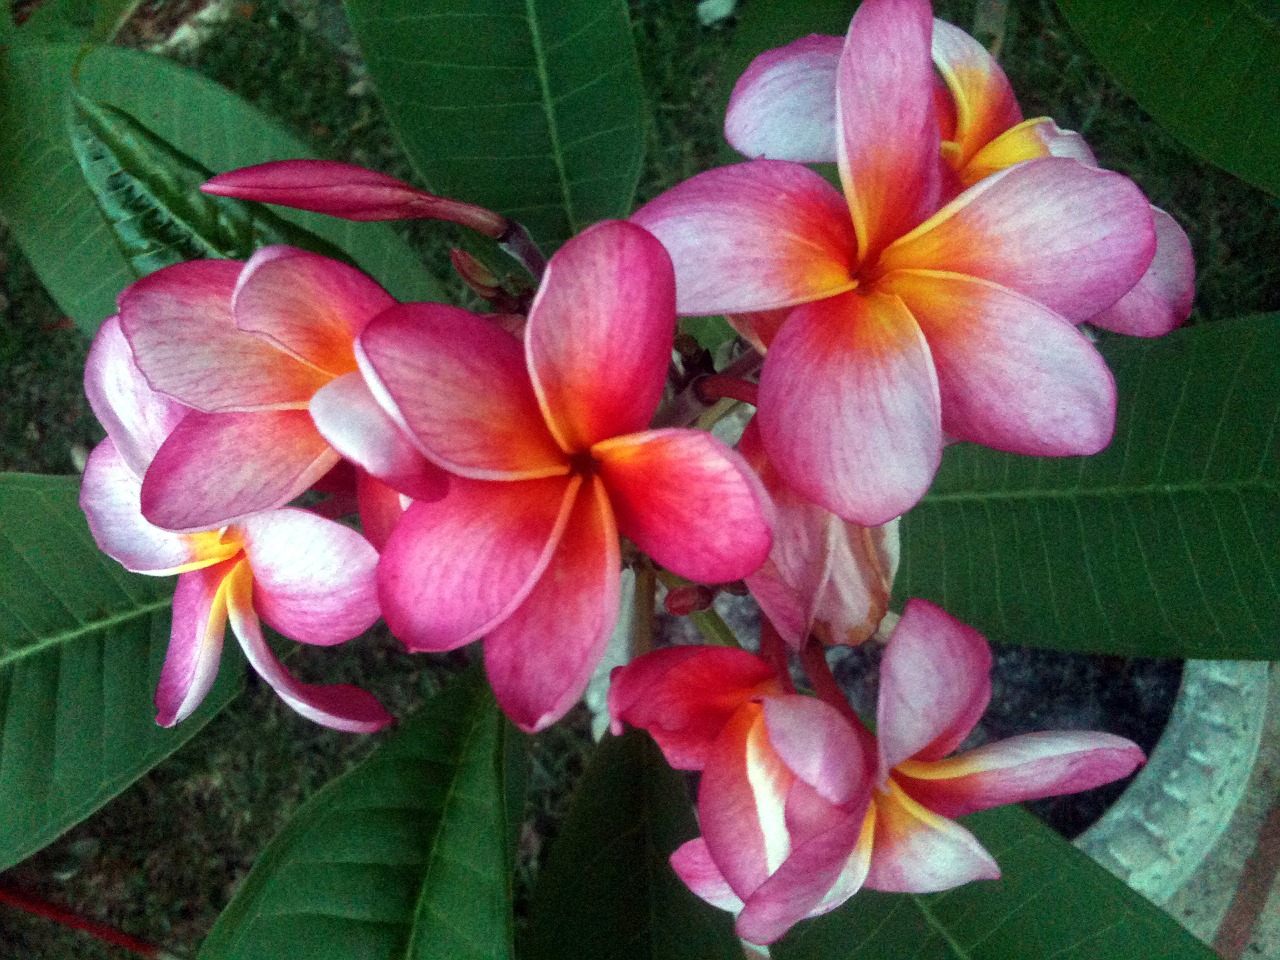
[
  {"x1": 738, "y1": 419, "x2": 898, "y2": 649},
  {"x1": 79, "y1": 316, "x2": 392, "y2": 732},
  {"x1": 355, "y1": 220, "x2": 773, "y2": 732},
  {"x1": 610, "y1": 599, "x2": 1145, "y2": 945},
  {"x1": 118, "y1": 246, "x2": 444, "y2": 532},
  {"x1": 723, "y1": 13, "x2": 1194, "y2": 338},
  {"x1": 633, "y1": 0, "x2": 1159, "y2": 524}
]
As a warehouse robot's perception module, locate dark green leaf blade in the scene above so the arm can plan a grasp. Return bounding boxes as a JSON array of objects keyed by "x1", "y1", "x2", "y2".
[
  {"x1": 198, "y1": 669, "x2": 523, "y2": 960},
  {"x1": 0, "y1": 43, "x2": 444, "y2": 336},
  {"x1": 1055, "y1": 0, "x2": 1280, "y2": 196},
  {"x1": 774, "y1": 805, "x2": 1217, "y2": 959},
  {"x1": 68, "y1": 94, "x2": 351, "y2": 277},
  {"x1": 524, "y1": 730, "x2": 741, "y2": 960},
  {"x1": 0, "y1": 473, "x2": 243, "y2": 871},
  {"x1": 343, "y1": 0, "x2": 646, "y2": 250},
  {"x1": 895, "y1": 314, "x2": 1280, "y2": 659}
]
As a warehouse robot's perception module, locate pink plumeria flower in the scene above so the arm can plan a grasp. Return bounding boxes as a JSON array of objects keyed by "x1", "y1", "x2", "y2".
[
  {"x1": 355, "y1": 220, "x2": 774, "y2": 732},
  {"x1": 738, "y1": 419, "x2": 898, "y2": 649},
  {"x1": 79, "y1": 317, "x2": 392, "y2": 732},
  {"x1": 633, "y1": 0, "x2": 1159, "y2": 525},
  {"x1": 118, "y1": 246, "x2": 444, "y2": 532},
  {"x1": 725, "y1": 15, "x2": 1194, "y2": 339},
  {"x1": 610, "y1": 600, "x2": 1145, "y2": 945}
]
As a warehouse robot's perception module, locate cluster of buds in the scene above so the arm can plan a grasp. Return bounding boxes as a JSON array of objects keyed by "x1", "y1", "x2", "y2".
[{"x1": 79, "y1": 0, "x2": 1190, "y2": 945}]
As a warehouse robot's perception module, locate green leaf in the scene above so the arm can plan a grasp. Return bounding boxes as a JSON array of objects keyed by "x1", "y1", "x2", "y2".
[
  {"x1": 1055, "y1": 0, "x2": 1280, "y2": 196},
  {"x1": 0, "y1": 43, "x2": 444, "y2": 336},
  {"x1": 894, "y1": 314, "x2": 1280, "y2": 659},
  {"x1": 199, "y1": 669, "x2": 524, "y2": 960},
  {"x1": 68, "y1": 93, "x2": 350, "y2": 276},
  {"x1": 773, "y1": 805, "x2": 1217, "y2": 959},
  {"x1": 0, "y1": 473, "x2": 243, "y2": 871},
  {"x1": 343, "y1": 0, "x2": 646, "y2": 250},
  {"x1": 523, "y1": 730, "x2": 741, "y2": 960}
]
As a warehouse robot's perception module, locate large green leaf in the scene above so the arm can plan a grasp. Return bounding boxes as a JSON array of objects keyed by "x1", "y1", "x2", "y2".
[
  {"x1": 1055, "y1": 0, "x2": 1280, "y2": 196},
  {"x1": 343, "y1": 0, "x2": 646, "y2": 250},
  {"x1": 894, "y1": 315, "x2": 1280, "y2": 659},
  {"x1": 0, "y1": 473, "x2": 243, "y2": 871},
  {"x1": 199, "y1": 669, "x2": 524, "y2": 960},
  {"x1": 523, "y1": 730, "x2": 741, "y2": 960},
  {"x1": 0, "y1": 43, "x2": 444, "y2": 335},
  {"x1": 68, "y1": 93, "x2": 349, "y2": 276},
  {"x1": 773, "y1": 804, "x2": 1217, "y2": 959}
]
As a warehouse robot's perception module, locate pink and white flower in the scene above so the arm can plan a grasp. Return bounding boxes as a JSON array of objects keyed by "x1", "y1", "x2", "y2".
[
  {"x1": 356, "y1": 220, "x2": 774, "y2": 732},
  {"x1": 80, "y1": 316, "x2": 392, "y2": 732},
  {"x1": 610, "y1": 599, "x2": 1145, "y2": 945},
  {"x1": 117, "y1": 246, "x2": 444, "y2": 532},
  {"x1": 634, "y1": 0, "x2": 1161, "y2": 525},
  {"x1": 722, "y1": 10, "x2": 1193, "y2": 338}
]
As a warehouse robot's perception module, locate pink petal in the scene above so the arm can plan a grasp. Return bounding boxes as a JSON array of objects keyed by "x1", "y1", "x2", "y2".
[
  {"x1": 631, "y1": 160, "x2": 858, "y2": 316},
  {"x1": 141, "y1": 410, "x2": 339, "y2": 532},
  {"x1": 594, "y1": 428, "x2": 773, "y2": 584},
  {"x1": 224, "y1": 562, "x2": 392, "y2": 732},
  {"x1": 236, "y1": 508, "x2": 381, "y2": 646},
  {"x1": 81, "y1": 439, "x2": 239, "y2": 574},
  {"x1": 740, "y1": 422, "x2": 895, "y2": 649},
  {"x1": 355, "y1": 472, "x2": 407, "y2": 552},
  {"x1": 877, "y1": 599, "x2": 992, "y2": 774},
  {"x1": 671, "y1": 839, "x2": 745, "y2": 912},
  {"x1": 155, "y1": 560, "x2": 237, "y2": 726},
  {"x1": 883, "y1": 271, "x2": 1117, "y2": 455},
  {"x1": 526, "y1": 221, "x2": 676, "y2": 450},
  {"x1": 310, "y1": 372, "x2": 449, "y2": 501},
  {"x1": 897, "y1": 731, "x2": 1145, "y2": 817},
  {"x1": 736, "y1": 800, "x2": 869, "y2": 945},
  {"x1": 930, "y1": 18, "x2": 1022, "y2": 168},
  {"x1": 757, "y1": 291, "x2": 942, "y2": 525},
  {"x1": 233, "y1": 246, "x2": 395, "y2": 375},
  {"x1": 698, "y1": 704, "x2": 795, "y2": 901},
  {"x1": 864, "y1": 780, "x2": 1000, "y2": 892},
  {"x1": 377, "y1": 475, "x2": 578, "y2": 652},
  {"x1": 607, "y1": 646, "x2": 779, "y2": 770},
  {"x1": 203, "y1": 159, "x2": 506, "y2": 236},
  {"x1": 85, "y1": 315, "x2": 188, "y2": 476},
  {"x1": 725, "y1": 35, "x2": 842, "y2": 163},
  {"x1": 836, "y1": 0, "x2": 942, "y2": 262},
  {"x1": 356, "y1": 303, "x2": 567, "y2": 480},
  {"x1": 483, "y1": 478, "x2": 621, "y2": 733},
  {"x1": 879, "y1": 158, "x2": 1157, "y2": 321},
  {"x1": 119, "y1": 259, "x2": 328, "y2": 412},
  {"x1": 1089, "y1": 207, "x2": 1194, "y2": 337},
  {"x1": 960, "y1": 118, "x2": 1093, "y2": 187},
  {"x1": 762, "y1": 695, "x2": 872, "y2": 805}
]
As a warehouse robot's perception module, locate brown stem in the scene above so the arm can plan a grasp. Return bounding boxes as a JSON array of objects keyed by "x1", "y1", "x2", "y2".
[{"x1": 653, "y1": 350, "x2": 764, "y2": 429}]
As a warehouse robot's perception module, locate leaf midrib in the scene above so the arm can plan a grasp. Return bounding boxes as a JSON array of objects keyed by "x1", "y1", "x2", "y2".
[
  {"x1": 0, "y1": 595, "x2": 171, "y2": 670},
  {"x1": 924, "y1": 476, "x2": 1275, "y2": 504},
  {"x1": 523, "y1": 0, "x2": 576, "y2": 232}
]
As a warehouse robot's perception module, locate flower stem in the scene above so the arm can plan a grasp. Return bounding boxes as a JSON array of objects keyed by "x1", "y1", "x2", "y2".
[
  {"x1": 798, "y1": 636, "x2": 866, "y2": 731},
  {"x1": 696, "y1": 374, "x2": 759, "y2": 407},
  {"x1": 759, "y1": 617, "x2": 795, "y2": 693},
  {"x1": 633, "y1": 559, "x2": 657, "y2": 657}
]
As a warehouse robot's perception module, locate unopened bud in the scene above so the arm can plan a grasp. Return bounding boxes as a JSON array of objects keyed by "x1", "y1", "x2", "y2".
[
  {"x1": 450, "y1": 249, "x2": 504, "y2": 299},
  {"x1": 664, "y1": 584, "x2": 716, "y2": 616}
]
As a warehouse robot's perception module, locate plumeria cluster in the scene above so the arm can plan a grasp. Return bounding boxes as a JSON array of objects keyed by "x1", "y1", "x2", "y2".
[{"x1": 80, "y1": 0, "x2": 1190, "y2": 946}]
